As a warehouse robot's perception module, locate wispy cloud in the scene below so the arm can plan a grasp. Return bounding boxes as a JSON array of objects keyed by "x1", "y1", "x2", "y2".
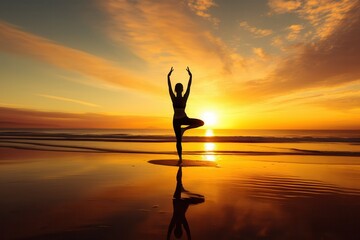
[
  {"x1": 286, "y1": 24, "x2": 304, "y2": 41},
  {"x1": 268, "y1": 0, "x2": 356, "y2": 39},
  {"x1": 252, "y1": 47, "x2": 269, "y2": 60},
  {"x1": 186, "y1": 0, "x2": 219, "y2": 25},
  {"x1": 243, "y1": 1, "x2": 360, "y2": 100},
  {"x1": 0, "y1": 102, "x2": 26, "y2": 108},
  {"x1": 0, "y1": 21, "x2": 160, "y2": 94},
  {"x1": 268, "y1": 0, "x2": 301, "y2": 13},
  {"x1": 316, "y1": 95, "x2": 360, "y2": 111},
  {"x1": 100, "y1": 0, "x2": 240, "y2": 74},
  {"x1": 298, "y1": 0, "x2": 356, "y2": 39},
  {"x1": 271, "y1": 35, "x2": 285, "y2": 49},
  {"x1": 0, "y1": 107, "x2": 169, "y2": 128},
  {"x1": 261, "y1": 81, "x2": 360, "y2": 109},
  {"x1": 239, "y1": 21, "x2": 273, "y2": 38},
  {"x1": 38, "y1": 94, "x2": 101, "y2": 108}
]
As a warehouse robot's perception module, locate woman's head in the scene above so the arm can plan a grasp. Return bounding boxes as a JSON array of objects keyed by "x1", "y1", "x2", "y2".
[{"x1": 175, "y1": 83, "x2": 183, "y2": 94}]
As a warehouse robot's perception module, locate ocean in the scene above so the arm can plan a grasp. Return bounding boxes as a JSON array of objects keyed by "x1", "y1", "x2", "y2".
[
  {"x1": 1, "y1": 128, "x2": 359, "y2": 157},
  {"x1": 1, "y1": 128, "x2": 360, "y2": 239}
]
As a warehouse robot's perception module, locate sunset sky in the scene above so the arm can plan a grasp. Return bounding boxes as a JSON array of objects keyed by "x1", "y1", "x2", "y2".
[{"x1": 1, "y1": 0, "x2": 360, "y2": 129}]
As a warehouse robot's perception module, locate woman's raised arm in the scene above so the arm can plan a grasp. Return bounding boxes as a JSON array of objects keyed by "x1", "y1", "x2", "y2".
[
  {"x1": 184, "y1": 66, "x2": 192, "y2": 100},
  {"x1": 167, "y1": 67, "x2": 175, "y2": 99}
]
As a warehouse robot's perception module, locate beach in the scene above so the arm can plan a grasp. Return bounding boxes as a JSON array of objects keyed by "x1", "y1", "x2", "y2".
[{"x1": 1, "y1": 129, "x2": 360, "y2": 239}]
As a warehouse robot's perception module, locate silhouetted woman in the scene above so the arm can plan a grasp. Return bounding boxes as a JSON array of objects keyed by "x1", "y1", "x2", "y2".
[{"x1": 167, "y1": 67, "x2": 204, "y2": 162}]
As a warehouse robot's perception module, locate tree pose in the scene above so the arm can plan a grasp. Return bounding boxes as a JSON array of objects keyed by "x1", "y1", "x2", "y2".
[{"x1": 168, "y1": 67, "x2": 204, "y2": 162}]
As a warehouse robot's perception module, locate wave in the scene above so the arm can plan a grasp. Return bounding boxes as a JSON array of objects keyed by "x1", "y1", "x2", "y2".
[
  {"x1": 1, "y1": 140, "x2": 360, "y2": 158},
  {"x1": 1, "y1": 131, "x2": 360, "y2": 143},
  {"x1": 228, "y1": 175, "x2": 360, "y2": 200}
]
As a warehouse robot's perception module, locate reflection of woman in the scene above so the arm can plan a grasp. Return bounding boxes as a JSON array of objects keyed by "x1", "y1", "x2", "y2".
[
  {"x1": 167, "y1": 166, "x2": 204, "y2": 239},
  {"x1": 167, "y1": 67, "x2": 204, "y2": 162}
]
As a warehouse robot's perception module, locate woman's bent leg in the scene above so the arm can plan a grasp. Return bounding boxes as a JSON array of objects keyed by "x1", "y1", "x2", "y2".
[{"x1": 182, "y1": 118, "x2": 204, "y2": 132}]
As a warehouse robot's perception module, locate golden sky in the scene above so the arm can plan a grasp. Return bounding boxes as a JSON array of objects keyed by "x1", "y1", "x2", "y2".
[{"x1": 1, "y1": 0, "x2": 360, "y2": 129}]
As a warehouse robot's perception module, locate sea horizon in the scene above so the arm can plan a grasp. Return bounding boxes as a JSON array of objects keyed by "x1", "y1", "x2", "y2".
[
  {"x1": 1, "y1": 128, "x2": 360, "y2": 158},
  {"x1": 2, "y1": 127, "x2": 360, "y2": 136}
]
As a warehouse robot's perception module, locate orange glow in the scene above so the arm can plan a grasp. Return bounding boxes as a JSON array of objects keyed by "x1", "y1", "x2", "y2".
[
  {"x1": 205, "y1": 142, "x2": 215, "y2": 151},
  {"x1": 1, "y1": 0, "x2": 360, "y2": 130},
  {"x1": 201, "y1": 111, "x2": 218, "y2": 128},
  {"x1": 203, "y1": 142, "x2": 216, "y2": 161},
  {"x1": 205, "y1": 129, "x2": 214, "y2": 137}
]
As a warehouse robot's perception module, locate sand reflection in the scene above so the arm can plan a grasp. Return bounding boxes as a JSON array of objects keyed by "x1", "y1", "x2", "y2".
[{"x1": 167, "y1": 166, "x2": 205, "y2": 239}]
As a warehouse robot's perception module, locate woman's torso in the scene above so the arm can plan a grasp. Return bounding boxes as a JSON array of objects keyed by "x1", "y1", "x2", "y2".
[{"x1": 172, "y1": 96, "x2": 187, "y2": 119}]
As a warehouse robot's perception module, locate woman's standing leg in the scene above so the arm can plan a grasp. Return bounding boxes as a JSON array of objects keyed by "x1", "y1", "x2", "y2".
[{"x1": 173, "y1": 121, "x2": 183, "y2": 162}]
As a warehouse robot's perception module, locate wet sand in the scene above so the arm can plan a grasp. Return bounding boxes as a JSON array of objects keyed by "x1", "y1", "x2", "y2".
[{"x1": 1, "y1": 145, "x2": 360, "y2": 240}]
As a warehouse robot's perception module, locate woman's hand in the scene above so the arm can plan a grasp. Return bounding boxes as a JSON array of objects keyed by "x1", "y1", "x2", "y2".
[
  {"x1": 186, "y1": 66, "x2": 192, "y2": 76},
  {"x1": 168, "y1": 67, "x2": 174, "y2": 77}
]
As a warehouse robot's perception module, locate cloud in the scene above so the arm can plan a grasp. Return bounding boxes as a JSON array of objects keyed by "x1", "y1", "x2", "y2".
[
  {"x1": 243, "y1": 1, "x2": 360, "y2": 101},
  {"x1": 0, "y1": 107, "x2": 169, "y2": 129},
  {"x1": 268, "y1": 0, "x2": 301, "y2": 13},
  {"x1": 37, "y1": 94, "x2": 101, "y2": 108},
  {"x1": 287, "y1": 24, "x2": 304, "y2": 40},
  {"x1": 253, "y1": 47, "x2": 269, "y2": 60},
  {"x1": 297, "y1": 0, "x2": 356, "y2": 39},
  {"x1": 271, "y1": 36, "x2": 285, "y2": 49},
  {"x1": 268, "y1": 0, "x2": 356, "y2": 39},
  {"x1": 239, "y1": 21, "x2": 273, "y2": 38},
  {"x1": 0, "y1": 21, "x2": 160, "y2": 94},
  {"x1": 259, "y1": 81, "x2": 360, "y2": 112},
  {"x1": 307, "y1": 84, "x2": 360, "y2": 111},
  {"x1": 100, "y1": 0, "x2": 239, "y2": 73},
  {"x1": 186, "y1": 0, "x2": 219, "y2": 25},
  {"x1": 317, "y1": 95, "x2": 360, "y2": 111}
]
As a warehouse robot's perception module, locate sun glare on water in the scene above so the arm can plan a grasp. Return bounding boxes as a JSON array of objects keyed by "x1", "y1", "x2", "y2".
[
  {"x1": 205, "y1": 129, "x2": 214, "y2": 137},
  {"x1": 201, "y1": 112, "x2": 217, "y2": 161}
]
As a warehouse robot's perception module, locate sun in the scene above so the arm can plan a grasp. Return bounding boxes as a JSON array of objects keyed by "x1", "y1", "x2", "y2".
[{"x1": 201, "y1": 111, "x2": 218, "y2": 127}]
